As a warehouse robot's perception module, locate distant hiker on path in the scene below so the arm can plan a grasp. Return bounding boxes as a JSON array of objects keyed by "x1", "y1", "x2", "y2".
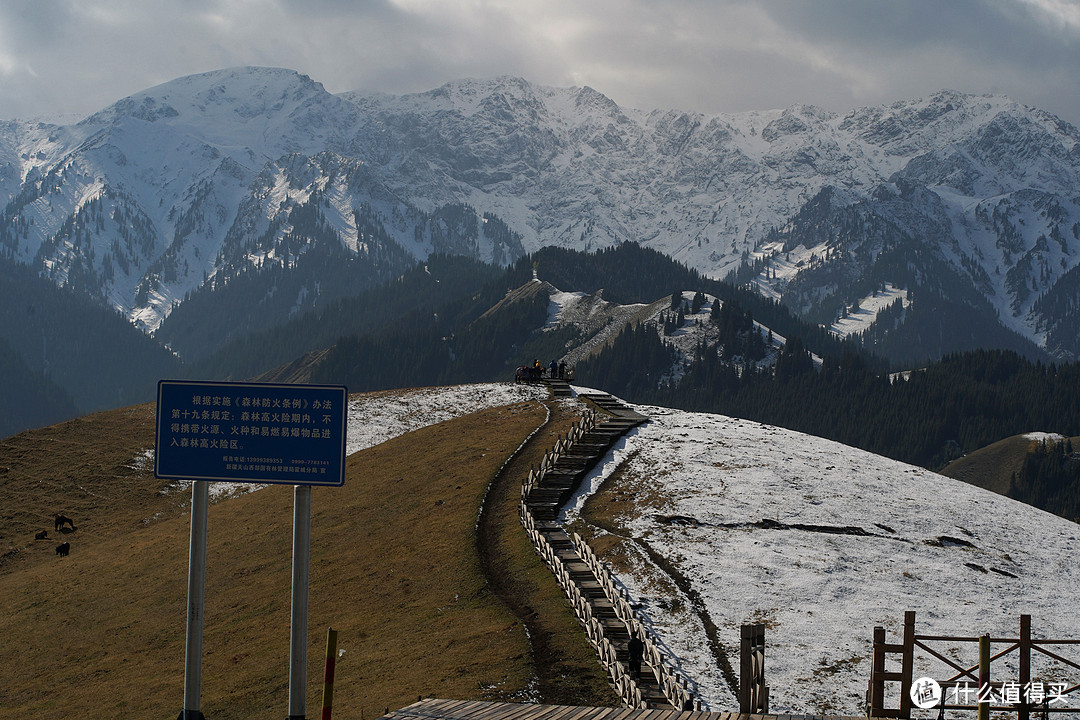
[
  {"x1": 628, "y1": 632, "x2": 644, "y2": 679},
  {"x1": 549, "y1": 359, "x2": 558, "y2": 378}
]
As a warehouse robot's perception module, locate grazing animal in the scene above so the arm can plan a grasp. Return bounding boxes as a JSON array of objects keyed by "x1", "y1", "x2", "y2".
[
  {"x1": 35, "y1": 530, "x2": 48, "y2": 540},
  {"x1": 54, "y1": 514, "x2": 75, "y2": 532},
  {"x1": 55, "y1": 542, "x2": 70, "y2": 557}
]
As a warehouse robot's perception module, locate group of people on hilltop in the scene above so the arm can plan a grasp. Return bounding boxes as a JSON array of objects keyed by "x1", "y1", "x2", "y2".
[{"x1": 515, "y1": 358, "x2": 573, "y2": 383}]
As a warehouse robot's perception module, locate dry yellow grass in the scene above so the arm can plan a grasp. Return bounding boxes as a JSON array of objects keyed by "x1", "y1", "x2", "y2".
[
  {"x1": 939, "y1": 434, "x2": 1034, "y2": 495},
  {"x1": 476, "y1": 399, "x2": 617, "y2": 706},
  {"x1": 940, "y1": 433, "x2": 1080, "y2": 497},
  {"x1": 0, "y1": 398, "x2": 554, "y2": 719}
]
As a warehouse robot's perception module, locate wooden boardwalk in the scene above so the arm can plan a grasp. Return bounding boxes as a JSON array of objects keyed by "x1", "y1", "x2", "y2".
[
  {"x1": 525, "y1": 382, "x2": 646, "y2": 522},
  {"x1": 371, "y1": 385, "x2": 874, "y2": 720},
  {"x1": 380, "y1": 697, "x2": 867, "y2": 720},
  {"x1": 521, "y1": 386, "x2": 685, "y2": 709}
]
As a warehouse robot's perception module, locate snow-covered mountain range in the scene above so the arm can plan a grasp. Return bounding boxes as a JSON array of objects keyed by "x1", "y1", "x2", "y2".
[{"x1": 2, "y1": 67, "x2": 1078, "y2": 359}]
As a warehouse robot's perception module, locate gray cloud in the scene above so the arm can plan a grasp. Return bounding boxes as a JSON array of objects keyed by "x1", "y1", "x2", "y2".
[{"x1": 0, "y1": 0, "x2": 1078, "y2": 127}]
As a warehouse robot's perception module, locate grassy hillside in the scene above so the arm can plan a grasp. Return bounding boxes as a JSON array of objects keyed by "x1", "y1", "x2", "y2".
[
  {"x1": 939, "y1": 434, "x2": 1034, "y2": 495},
  {"x1": 941, "y1": 433, "x2": 1080, "y2": 522},
  {"x1": 0, "y1": 394, "x2": 611, "y2": 718}
]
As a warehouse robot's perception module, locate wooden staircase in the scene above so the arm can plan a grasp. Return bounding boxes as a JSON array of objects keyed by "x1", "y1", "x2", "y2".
[{"x1": 520, "y1": 389, "x2": 692, "y2": 710}]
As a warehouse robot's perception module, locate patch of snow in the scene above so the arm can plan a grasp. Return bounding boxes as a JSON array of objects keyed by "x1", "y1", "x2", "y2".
[
  {"x1": 344, "y1": 382, "x2": 548, "y2": 455},
  {"x1": 568, "y1": 399, "x2": 1080, "y2": 716},
  {"x1": 1024, "y1": 432, "x2": 1066, "y2": 443},
  {"x1": 830, "y1": 283, "x2": 909, "y2": 338}
]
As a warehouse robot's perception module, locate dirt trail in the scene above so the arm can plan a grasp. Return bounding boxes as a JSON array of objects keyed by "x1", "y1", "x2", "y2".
[{"x1": 475, "y1": 397, "x2": 618, "y2": 706}]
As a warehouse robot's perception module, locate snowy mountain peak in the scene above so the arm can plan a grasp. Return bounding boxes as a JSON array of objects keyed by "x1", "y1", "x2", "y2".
[
  {"x1": 82, "y1": 67, "x2": 331, "y2": 127},
  {"x1": 4, "y1": 70, "x2": 1080, "y2": 360}
]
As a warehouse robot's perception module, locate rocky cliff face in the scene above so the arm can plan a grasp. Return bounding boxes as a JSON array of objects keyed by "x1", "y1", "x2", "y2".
[{"x1": 2, "y1": 70, "x2": 1078, "y2": 359}]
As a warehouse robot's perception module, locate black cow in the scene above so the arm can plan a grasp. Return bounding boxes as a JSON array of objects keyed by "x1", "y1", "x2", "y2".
[{"x1": 55, "y1": 542, "x2": 70, "y2": 557}]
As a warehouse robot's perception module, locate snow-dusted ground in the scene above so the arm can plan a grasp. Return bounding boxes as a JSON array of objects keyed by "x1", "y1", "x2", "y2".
[
  {"x1": 830, "y1": 284, "x2": 909, "y2": 338},
  {"x1": 344, "y1": 382, "x2": 547, "y2": 455},
  {"x1": 562, "y1": 397, "x2": 1080, "y2": 716}
]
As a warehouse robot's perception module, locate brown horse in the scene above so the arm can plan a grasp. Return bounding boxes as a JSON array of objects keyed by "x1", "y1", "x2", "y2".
[{"x1": 54, "y1": 514, "x2": 75, "y2": 532}]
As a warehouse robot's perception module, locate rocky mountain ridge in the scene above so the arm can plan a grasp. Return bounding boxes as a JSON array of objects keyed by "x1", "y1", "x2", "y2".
[{"x1": 2, "y1": 68, "x2": 1078, "y2": 359}]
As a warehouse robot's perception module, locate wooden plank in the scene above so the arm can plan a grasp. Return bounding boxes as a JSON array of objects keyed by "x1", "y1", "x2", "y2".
[
  {"x1": 539, "y1": 704, "x2": 593, "y2": 720},
  {"x1": 560, "y1": 706, "x2": 605, "y2": 720},
  {"x1": 634, "y1": 709, "x2": 674, "y2": 720},
  {"x1": 452, "y1": 699, "x2": 513, "y2": 720},
  {"x1": 391, "y1": 699, "x2": 460, "y2": 720},
  {"x1": 387, "y1": 701, "x2": 875, "y2": 720},
  {"x1": 405, "y1": 698, "x2": 462, "y2": 717},
  {"x1": 595, "y1": 705, "x2": 641, "y2": 720},
  {"x1": 439, "y1": 699, "x2": 498, "y2": 720},
  {"x1": 496, "y1": 702, "x2": 555, "y2": 720}
]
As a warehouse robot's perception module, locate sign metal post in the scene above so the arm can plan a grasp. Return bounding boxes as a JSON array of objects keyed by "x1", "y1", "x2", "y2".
[
  {"x1": 156, "y1": 380, "x2": 346, "y2": 720},
  {"x1": 288, "y1": 483, "x2": 312, "y2": 720},
  {"x1": 179, "y1": 479, "x2": 209, "y2": 720}
]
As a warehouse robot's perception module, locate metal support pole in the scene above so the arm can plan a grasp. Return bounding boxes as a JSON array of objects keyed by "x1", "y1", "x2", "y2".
[
  {"x1": 179, "y1": 480, "x2": 209, "y2": 720},
  {"x1": 288, "y1": 484, "x2": 313, "y2": 720}
]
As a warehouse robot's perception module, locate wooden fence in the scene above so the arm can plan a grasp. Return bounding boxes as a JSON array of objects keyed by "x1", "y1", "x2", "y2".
[
  {"x1": 868, "y1": 612, "x2": 1080, "y2": 718},
  {"x1": 517, "y1": 403, "x2": 701, "y2": 711},
  {"x1": 520, "y1": 409, "x2": 602, "y2": 499},
  {"x1": 740, "y1": 623, "x2": 768, "y2": 714}
]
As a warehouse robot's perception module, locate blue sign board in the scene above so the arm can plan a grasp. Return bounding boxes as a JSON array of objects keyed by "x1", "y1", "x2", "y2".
[{"x1": 155, "y1": 380, "x2": 348, "y2": 486}]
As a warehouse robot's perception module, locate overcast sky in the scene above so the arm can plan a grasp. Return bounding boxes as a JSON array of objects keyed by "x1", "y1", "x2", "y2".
[{"x1": 2, "y1": 0, "x2": 1079, "y2": 126}]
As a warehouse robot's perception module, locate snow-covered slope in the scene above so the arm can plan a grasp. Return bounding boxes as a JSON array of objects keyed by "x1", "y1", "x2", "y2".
[
  {"x1": 534, "y1": 282, "x2": 790, "y2": 381},
  {"x1": 3, "y1": 70, "x2": 1080, "y2": 359},
  {"x1": 563, "y1": 398, "x2": 1080, "y2": 715},
  {"x1": 344, "y1": 382, "x2": 548, "y2": 455}
]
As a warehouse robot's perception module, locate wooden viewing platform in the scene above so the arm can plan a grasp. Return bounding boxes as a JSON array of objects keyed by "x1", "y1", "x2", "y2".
[{"x1": 380, "y1": 698, "x2": 868, "y2": 720}]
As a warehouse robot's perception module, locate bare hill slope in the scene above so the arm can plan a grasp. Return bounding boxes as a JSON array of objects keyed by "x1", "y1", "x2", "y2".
[{"x1": 0, "y1": 386, "x2": 612, "y2": 718}]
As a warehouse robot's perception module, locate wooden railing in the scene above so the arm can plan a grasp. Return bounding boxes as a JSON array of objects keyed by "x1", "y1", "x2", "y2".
[
  {"x1": 867, "y1": 612, "x2": 1080, "y2": 718},
  {"x1": 521, "y1": 409, "x2": 601, "y2": 498},
  {"x1": 517, "y1": 402, "x2": 701, "y2": 711},
  {"x1": 740, "y1": 623, "x2": 768, "y2": 714}
]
